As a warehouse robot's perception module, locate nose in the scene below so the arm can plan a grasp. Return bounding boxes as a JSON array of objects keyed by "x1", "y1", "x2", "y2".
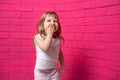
[{"x1": 50, "y1": 21, "x2": 55, "y2": 25}]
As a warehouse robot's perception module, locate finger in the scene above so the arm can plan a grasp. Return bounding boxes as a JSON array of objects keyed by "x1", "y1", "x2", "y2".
[{"x1": 50, "y1": 24, "x2": 52, "y2": 27}]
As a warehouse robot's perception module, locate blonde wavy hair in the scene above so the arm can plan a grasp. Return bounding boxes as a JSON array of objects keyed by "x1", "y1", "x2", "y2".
[{"x1": 32, "y1": 11, "x2": 64, "y2": 46}]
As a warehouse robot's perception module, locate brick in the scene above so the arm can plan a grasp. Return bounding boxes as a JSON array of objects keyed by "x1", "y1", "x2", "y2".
[
  {"x1": 86, "y1": 8, "x2": 107, "y2": 17},
  {"x1": 105, "y1": 33, "x2": 119, "y2": 42},
  {"x1": 0, "y1": 46, "x2": 9, "y2": 53},
  {"x1": 10, "y1": 46, "x2": 21, "y2": 53},
  {"x1": 0, "y1": 11, "x2": 21, "y2": 18},
  {"x1": 76, "y1": 17, "x2": 96, "y2": 25},
  {"x1": 22, "y1": 0, "x2": 34, "y2": 5},
  {"x1": 0, "y1": 73, "x2": 9, "y2": 80},
  {"x1": 33, "y1": 12, "x2": 44, "y2": 19},
  {"x1": 83, "y1": 73, "x2": 112, "y2": 80},
  {"x1": 8, "y1": 53, "x2": 21, "y2": 60},
  {"x1": 102, "y1": 59, "x2": 119, "y2": 67},
  {"x1": 107, "y1": 5, "x2": 120, "y2": 15},
  {"x1": 75, "y1": 17, "x2": 86, "y2": 25},
  {"x1": 10, "y1": 5, "x2": 33, "y2": 11},
  {"x1": 74, "y1": 49, "x2": 84, "y2": 56},
  {"x1": 33, "y1": 5, "x2": 55, "y2": 11},
  {"x1": 94, "y1": 51, "x2": 118, "y2": 61},
  {"x1": 20, "y1": 60, "x2": 34, "y2": 66},
  {"x1": 85, "y1": 17, "x2": 96, "y2": 25},
  {"x1": 0, "y1": 32, "x2": 9, "y2": 38},
  {"x1": 20, "y1": 66, "x2": 34, "y2": 73},
  {"x1": 21, "y1": 12, "x2": 34, "y2": 19},
  {"x1": 96, "y1": 0, "x2": 119, "y2": 7},
  {"x1": 20, "y1": 46, "x2": 33, "y2": 53},
  {"x1": 10, "y1": 32, "x2": 21, "y2": 38},
  {"x1": 20, "y1": 53, "x2": 35, "y2": 60},
  {"x1": 83, "y1": 50, "x2": 95, "y2": 58},
  {"x1": 21, "y1": 26, "x2": 35, "y2": 33},
  {"x1": 0, "y1": 67, "x2": 9, "y2": 73},
  {"x1": 84, "y1": 25, "x2": 106, "y2": 34},
  {"x1": 55, "y1": 4, "x2": 75, "y2": 11},
  {"x1": 21, "y1": 39, "x2": 33, "y2": 46},
  {"x1": 9, "y1": 39, "x2": 21, "y2": 45},
  {"x1": 76, "y1": 0, "x2": 96, "y2": 10},
  {"x1": 10, "y1": 19, "x2": 22, "y2": 25},
  {"x1": 106, "y1": 42, "x2": 120, "y2": 52},
  {"x1": 9, "y1": 61, "x2": 21, "y2": 67},
  {"x1": 62, "y1": 33, "x2": 74, "y2": 40},
  {"x1": 74, "y1": 33, "x2": 84, "y2": 41},
  {"x1": 0, "y1": 39, "x2": 9, "y2": 45},
  {"x1": 71, "y1": 41, "x2": 84, "y2": 49},
  {"x1": 95, "y1": 15, "x2": 120, "y2": 25},
  {"x1": 10, "y1": 0, "x2": 22, "y2": 4},
  {"x1": 93, "y1": 68, "x2": 117, "y2": 79},
  {"x1": 86, "y1": 58, "x2": 120, "y2": 68},
  {"x1": 84, "y1": 42, "x2": 106, "y2": 50},
  {"x1": 64, "y1": 11, "x2": 76, "y2": 18},
  {"x1": 0, "y1": 60, "x2": 9, "y2": 66},
  {"x1": 76, "y1": 26, "x2": 85, "y2": 33},
  {"x1": 0, "y1": 54, "x2": 9, "y2": 60},
  {"x1": 0, "y1": 11, "x2": 11, "y2": 18},
  {"x1": 62, "y1": 26, "x2": 75, "y2": 33},
  {"x1": 106, "y1": 24, "x2": 120, "y2": 34},
  {"x1": 54, "y1": 0, "x2": 77, "y2": 4},
  {"x1": 0, "y1": 0, "x2": 10, "y2": 4},
  {"x1": 22, "y1": 19, "x2": 34, "y2": 26},
  {"x1": 56, "y1": 11, "x2": 65, "y2": 18},
  {"x1": 32, "y1": 0, "x2": 58, "y2": 5},
  {"x1": 118, "y1": 72, "x2": 120, "y2": 80},
  {"x1": 10, "y1": 11, "x2": 21, "y2": 18},
  {"x1": 83, "y1": 34, "x2": 107, "y2": 42},
  {"x1": 0, "y1": 4, "x2": 10, "y2": 10},
  {"x1": 10, "y1": 5, "x2": 21, "y2": 11},
  {"x1": 0, "y1": 18, "x2": 9, "y2": 25},
  {"x1": 21, "y1": 33, "x2": 33, "y2": 39},
  {"x1": 8, "y1": 25, "x2": 21, "y2": 32},
  {"x1": 0, "y1": 25, "x2": 9, "y2": 31},
  {"x1": 9, "y1": 66, "x2": 20, "y2": 73},
  {"x1": 21, "y1": 5, "x2": 33, "y2": 11},
  {"x1": 84, "y1": 58, "x2": 99, "y2": 67},
  {"x1": 75, "y1": 10, "x2": 86, "y2": 18},
  {"x1": 9, "y1": 73, "x2": 32, "y2": 80},
  {"x1": 10, "y1": 19, "x2": 33, "y2": 26}
]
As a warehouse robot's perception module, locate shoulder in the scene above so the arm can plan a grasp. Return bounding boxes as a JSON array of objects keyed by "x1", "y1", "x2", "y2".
[{"x1": 34, "y1": 34, "x2": 42, "y2": 40}]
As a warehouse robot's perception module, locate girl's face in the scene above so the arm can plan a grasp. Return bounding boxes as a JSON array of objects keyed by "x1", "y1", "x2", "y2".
[{"x1": 44, "y1": 15, "x2": 58, "y2": 33}]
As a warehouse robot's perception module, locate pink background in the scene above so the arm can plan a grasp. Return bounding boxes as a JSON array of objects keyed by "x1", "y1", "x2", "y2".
[{"x1": 0, "y1": 0, "x2": 120, "y2": 80}]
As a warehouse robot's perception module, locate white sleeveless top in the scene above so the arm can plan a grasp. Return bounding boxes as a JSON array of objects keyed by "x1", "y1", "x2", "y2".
[{"x1": 34, "y1": 34, "x2": 60, "y2": 69}]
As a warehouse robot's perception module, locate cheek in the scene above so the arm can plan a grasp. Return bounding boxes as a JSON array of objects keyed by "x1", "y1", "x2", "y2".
[{"x1": 44, "y1": 22, "x2": 49, "y2": 29}]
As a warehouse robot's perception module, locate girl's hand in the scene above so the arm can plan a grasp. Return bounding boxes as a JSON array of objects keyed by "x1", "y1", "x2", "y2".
[
  {"x1": 60, "y1": 66, "x2": 65, "y2": 74},
  {"x1": 46, "y1": 24, "x2": 55, "y2": 36}
]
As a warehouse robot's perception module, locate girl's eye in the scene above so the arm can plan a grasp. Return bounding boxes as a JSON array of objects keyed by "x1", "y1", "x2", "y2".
[
  {"x1": 47, "y1": 20, "x2": 51, "y2": 22},
  {"x1": 54, "y1": 21, "x2": 57, "y2": 22}
]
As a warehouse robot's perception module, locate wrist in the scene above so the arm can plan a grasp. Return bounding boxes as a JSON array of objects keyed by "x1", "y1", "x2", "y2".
[{"x1": 47, "y1": 33, "x2": 53, "y2": 36}]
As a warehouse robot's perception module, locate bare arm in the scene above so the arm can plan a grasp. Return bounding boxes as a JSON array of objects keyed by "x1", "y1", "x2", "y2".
[
  {"x1": 34, "y1": 34, "x2": 53, "y2": 52},
  {"x1": 34, "y1": 23, "x2": 55, "y2": 52},
  {"x1": 59, "y1": 48, "x2": 65, "y2": 73}
]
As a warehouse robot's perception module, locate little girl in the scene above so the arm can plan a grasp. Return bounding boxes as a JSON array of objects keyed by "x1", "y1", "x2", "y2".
[{"x1": 33, "y1": 11, "x2": 65, "y2": 80}]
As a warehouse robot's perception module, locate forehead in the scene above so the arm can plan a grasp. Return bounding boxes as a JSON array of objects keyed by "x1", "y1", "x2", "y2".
[{"x1": 45, "y1": 15, "x2": 57, "y2": 20}]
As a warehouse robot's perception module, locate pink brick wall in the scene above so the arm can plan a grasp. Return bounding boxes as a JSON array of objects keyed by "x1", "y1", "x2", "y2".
[{"x1": 0, "y1": 0, "x2": 120, "y2": 80}]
